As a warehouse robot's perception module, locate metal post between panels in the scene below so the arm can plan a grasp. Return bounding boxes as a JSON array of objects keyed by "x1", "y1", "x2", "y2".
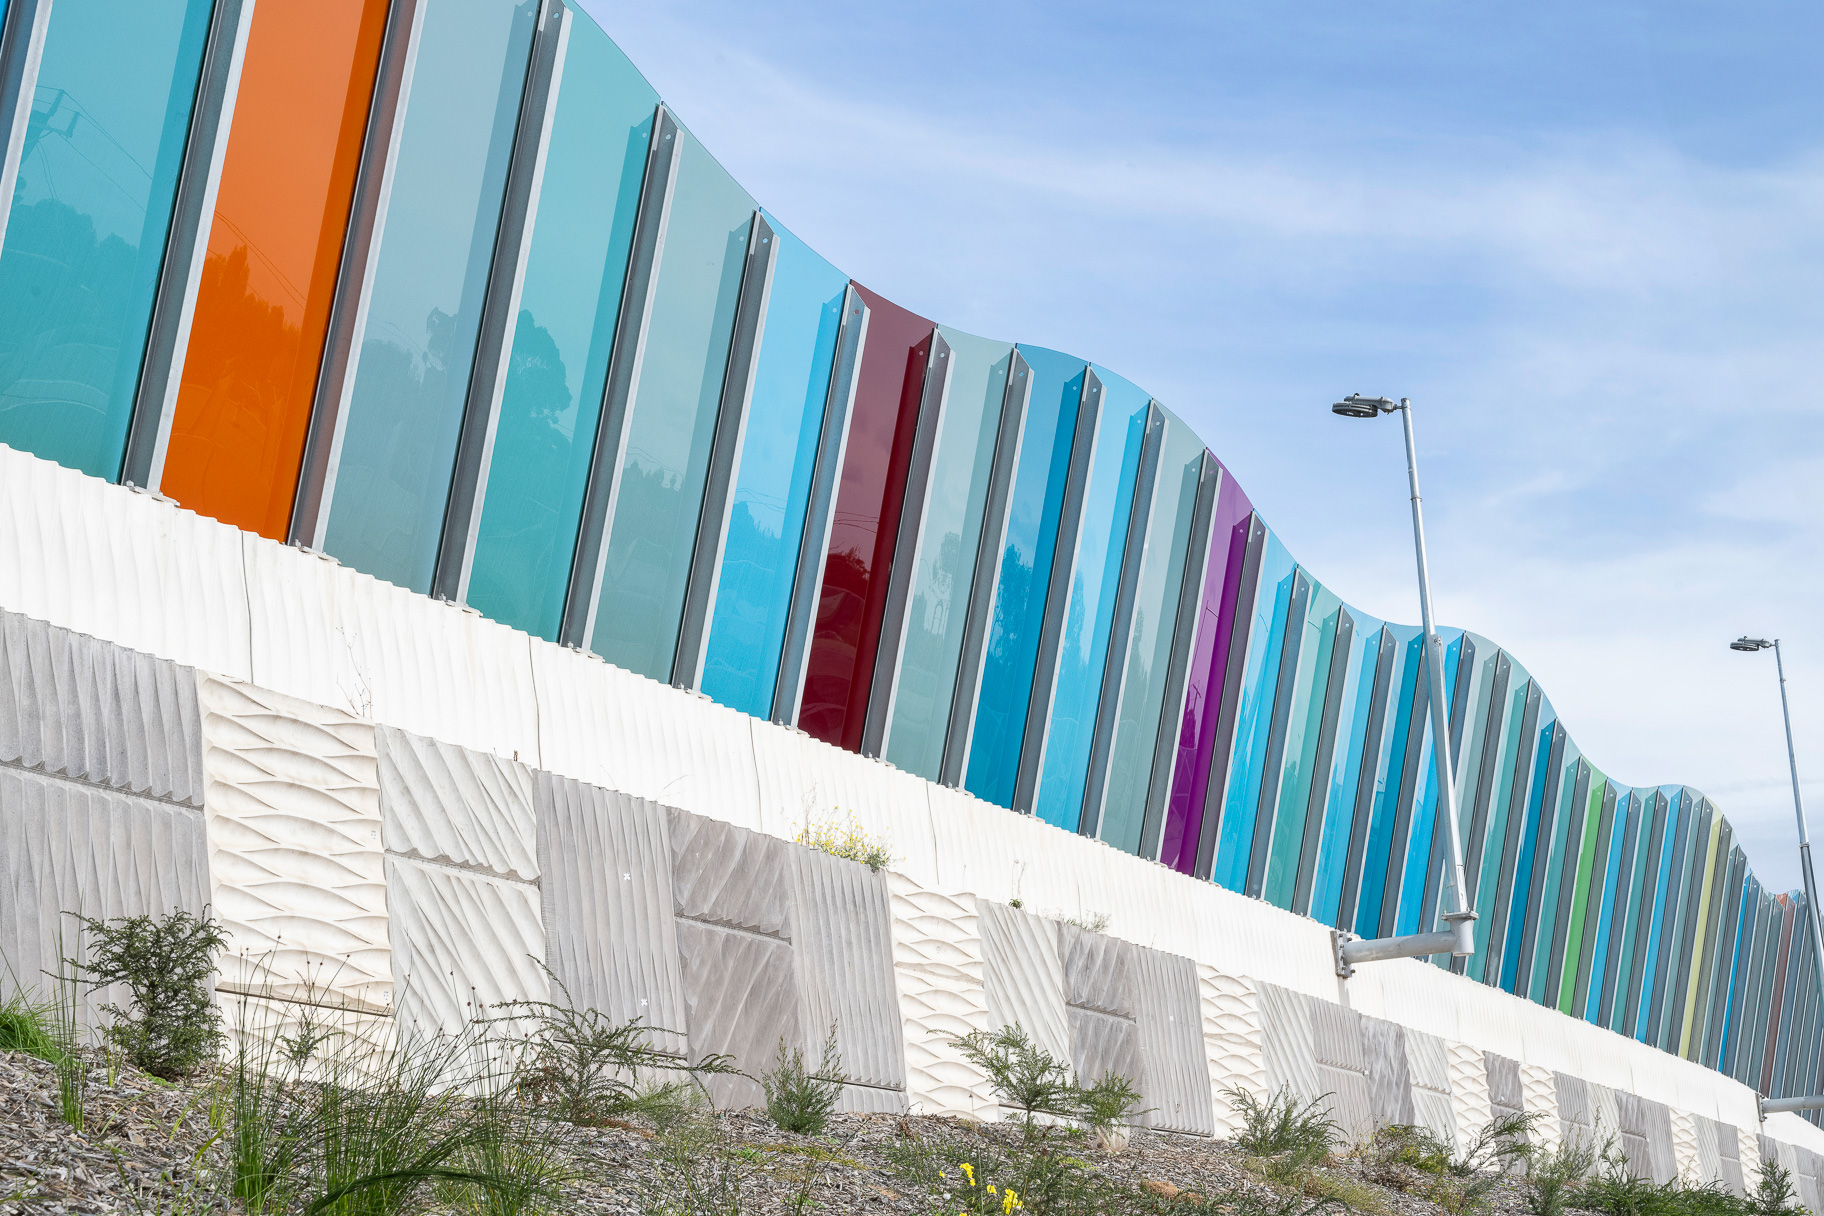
[
  {"x1": 431, "y1": 0, "x2": 570, "y2": 604},
  {"x1": 290, "y1": 0, "x2": 427, "y2": 549},
  {"x1": 772, "y1": 285, "x2": 867, "y2": 725},
  {"x1": 120, "y1": 0, "x2": 256, "y2": 492},
  {"x1": 1009, "y1": 367, "x2": 1101, "y2": 815},
  {"x1": 1077, "y1": 401, "x2": 1166, "y2": 839},
  {"x1": 941, "y1": 350, "x2": 1030, "y2": 788},
  {"x1": 558, "y1": 103, "x2": 680, "y2": 650},
  {"x1": 673, "y1": 210, "x2": 779, "y2": 690},
  {"x1": 0, "y1": 0, "x2": 53, "y2": 256}
]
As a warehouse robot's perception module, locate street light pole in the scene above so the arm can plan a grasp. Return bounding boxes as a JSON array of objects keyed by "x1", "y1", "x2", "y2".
[{"x1": 1328, "y1": 395, "x2": 1477, "y2": 976}]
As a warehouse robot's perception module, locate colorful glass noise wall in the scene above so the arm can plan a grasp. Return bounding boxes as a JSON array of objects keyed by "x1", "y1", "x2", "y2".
[{"x1": 0, "y1": 0, "x2": 1814, "y2": 1110}]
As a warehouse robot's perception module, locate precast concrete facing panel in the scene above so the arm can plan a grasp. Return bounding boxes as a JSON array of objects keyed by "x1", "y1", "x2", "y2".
[
  {"x1": 1132, "y1": 945, "x2": 1215, "y2": 1135},
  {"x1": 979, "y1": 899, "x2": 1071, "y2": 1067},
  {"x1": 1201, "y1": 965, "x2": 1267, "y2": 1138},
  {"x1": 885, "y1": 871, "x2": 995, "y2": 1118}
]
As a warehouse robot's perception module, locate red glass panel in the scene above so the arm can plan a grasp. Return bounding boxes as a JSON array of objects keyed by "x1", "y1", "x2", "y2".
[
  {"x1": 798, "y1": 283, "x2": 933, "y2": 750},
  {"x1": 159, "y1": 0, "x2": 387, "y2": 539}
]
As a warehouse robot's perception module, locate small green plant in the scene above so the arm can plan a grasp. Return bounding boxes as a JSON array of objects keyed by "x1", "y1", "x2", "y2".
[
  {"x1": 1749, "y1": 1162, "x2": 1803, "y2": 1216},
  {"x1": 637, "y1": 1110, "x2": 752, "y2": 1216},
  {"x1": 76, "y1": 907, "x2": 227, "y2": 1080},
  {"x1": 1063, "y1": 912, "x2": 1111, "y2": 934},
  {"x1": 1080, "y1": 1072, "x2": 1151, "y2": 1151},
  {"x1": 1520, "y1": 1134, "x2": 1597, "y2": 1216},
  {"x1": 1228, "y1": 1085, "x2": 1341, "y2": 1184},
  {"x1": 797, "y1": 814, "x2": 895, "y2": 872},
  {"x1": 0, "y1": 981, "x2": 66, "y2": 1064},
  {"x1": 49, "y1": 928, "x2": 88, "y2": 1129},
  {"x1": 759, "y1": 1023, "x2": 846, "y2": 1135},
  {"x1": 1360, "y1": 1113, "x2": 1535, "y2": 1215},
  {"x1": 950, "y1": 1025, "x2": 1083, "y2": 1123}
]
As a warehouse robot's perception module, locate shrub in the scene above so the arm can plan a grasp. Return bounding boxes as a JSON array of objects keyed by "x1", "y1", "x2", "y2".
[
  {"x1": 796, "y1": 815, "x2": 894, "y2": 872},
  {"x1": 1081, "y1": 1072, "x2": 1151, "y2": 1151},
  {"x1": 1521, "y1": 1135, "x2": 1597, "y2": 1216},
  {"x1": 1227, "y1": 1085, "x2": 1340, "y2": 1182},
  {"x1": 760, "y1": 1023, "x2": 846, "y2": 1135},
  {"x1": 1749, "y1": 1162, "x2": 1803, "y2": 1216},
  {"x1": 76, "y1": 908, "x2": 227, "y2": 1080},
  {"x1": 1361, "y1": 1114, "x2": 1535, "y2": 1215},
  {"x1": 950, "y1": 1025, "x2": 1082, "y2": 1123},
  {"x1": 0, "y1": 982, "x2": 66, "y2": 1065}
]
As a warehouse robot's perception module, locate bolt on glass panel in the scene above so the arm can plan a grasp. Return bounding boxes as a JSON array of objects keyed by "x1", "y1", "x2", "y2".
[
  {"x1": 324, "y1": 0, "x2": 538, "y2": 592},
  {"x1": 879, "y1": 327, "x2": 1013, "y2": 779},
  {"x1": 466, "y1": 10, "x2": 657, "y2": 639},
  {"x1": 0, "y1": 0, "x2": 214, "y2": 479},
  {"x1": 1028, "y1": 372, "x2": 1147, "y2": 830},
  {"x1": 696, "y1": 219, "x2": 846, "y2": 718}
]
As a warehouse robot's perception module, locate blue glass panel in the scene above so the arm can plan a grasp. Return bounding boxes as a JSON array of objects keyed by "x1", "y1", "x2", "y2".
[
  {"x1": 468, "y1": 12, "x2": 656, "y2": 638},
  {"x1": 1312, "y1": 608, "x2": 1384, "y2": 926},
  {"x1": 698, "y1": 219, "x2": 845, "y2": 717},
  {"x1": 1469, "y1": 669, "x2": 1531, "y2": 981},
  {"x1": 1029, "y1": 371, "x2": 1147, "y2": 829},
  {"x1": 1499, "y1": 700, "x2": 1557, "y2": 993},
  {"x1": 1211, "y1": 532, "x2": 1295, "y2": 891},
  {"x1": 1099, "y1": 409, "x2": 1203, "y2": 854},
  {"x1": 325, "y1": 0, "x2": 537, "y2": 592},
  {"x1": 1394, "y1": 627, "x2": 1462, "y2": 936},
  {"x1": 1634, "y1": 792, "x2": 1680, "y2": 1039},
  {"x1": 1355, "y1": 624, "x2": 1421, "y2": 936},
  {"x1": 0, "y1": 0, "x2": 213, "y2": 478},
  {"x1": 964, "y1": 345, "x2": 1084, "y2": 808},
  {"x1": 1528, "y1": 739, "x2": 1582, "y2": 1004},
  {"x1": 1264, "y1": 582, "x2": 1341, "y2": 908},
  {"x1": 881, "y1": 327, "x2": 1013, "y2": 778},
  {"x1": 1585, "y1": 787, "x2": 1629, "y2": 1020},
  {"x1": 589, "y1": 125, "x2": 755, "y2": 678}
]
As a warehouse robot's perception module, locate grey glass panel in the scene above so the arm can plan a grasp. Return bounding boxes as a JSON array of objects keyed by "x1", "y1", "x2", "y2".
[
  {"x1": 1096, "y1": 411, "x2": 1204, "y2": 854},
  {"x1": 589, "y1": 124, "x2": 755, "y2": 678},
  {"x1": 880, "y1": 327, "x2": 1011, "y2": 779}
]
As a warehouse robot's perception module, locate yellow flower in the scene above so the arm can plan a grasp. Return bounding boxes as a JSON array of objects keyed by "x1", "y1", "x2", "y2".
[
  {"x1": 961, "y1": 1162, "x2": 976, "y2": 1186},
  {"x1": 1003, "y1": 1187, "x2": 1022, "y2": 1213}
]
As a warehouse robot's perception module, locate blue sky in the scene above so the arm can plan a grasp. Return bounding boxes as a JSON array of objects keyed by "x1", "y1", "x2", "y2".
[{"x1": 581, "y1": 0, "x2": 1824, "y2": 891}]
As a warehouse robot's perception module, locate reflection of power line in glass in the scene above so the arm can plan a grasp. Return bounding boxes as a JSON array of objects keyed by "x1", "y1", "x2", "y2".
[
  {"x1": 24, "y1": 87, "x2": 157, "y2": 220},
  {"x1": 210, "y1": 214, "x2": 309, "y2": 312}
]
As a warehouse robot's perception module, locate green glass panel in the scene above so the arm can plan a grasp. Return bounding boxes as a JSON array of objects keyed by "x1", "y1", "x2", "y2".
[{"x1": 1558, "y1": 773, "x2": 1605, "y2": 1011}]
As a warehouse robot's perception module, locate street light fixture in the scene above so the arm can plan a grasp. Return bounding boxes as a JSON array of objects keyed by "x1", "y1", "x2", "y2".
[
  {"x1": 1327, "y1": 395, "x2": 1477, "y2": 977},
  {"x1": 1732, "y1": 634, "x2": 1824, "y2": 1121}
]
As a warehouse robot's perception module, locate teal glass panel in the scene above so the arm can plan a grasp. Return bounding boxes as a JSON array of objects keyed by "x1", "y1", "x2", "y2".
[
  {"x1": 1355, "y1": 624, "x2": 1421, "y2": 935},
  {"x1": 1312, "y1": 608, "x2": 1384, "y2": 926},
  {"x1": 1527, "y1": 739, "x2": 1582, "y2": 1004},
  {"x1": 1212, "y1": 532, "x2": 1295, "y2": 890},
  {"x1": 1264, "y1": 582, "x2": 1341, "y2": 908},
  {"x1": 1608, "y1": 793, "x2": 1653, "y2": 1030},
  {"x1": 1395, "y1": 626, "x2": 1461, "y2": 936},
  {"x1": 589, "y1": 125, "x2": 755, "y2": 678},
  {"x1": 0, "y1": 0, "x2": 212, "y2": 478},
  {"x1": 1029, "y1": 370, "x2": 1148, "y2": 829},
  {"x1": 325, "y1": 0, "x2": 537, "y2": 592},
  {"x1": 698, "y1": 220, "x2": 846, "y2": 717},
  {"x1": 467, "y1": 11, "x2": 656, "y2": 638},
  {"x1": 1585, "y1": 786, "x2": 1629, "y2": 1020},
  {"x1": 1499, "y1": 699, "x2": 1556, "y2": 992},
  {"x1": 1469, "y1": 671, "x2": 1531, "y2": 981},
  {"x1": 964, "y1": 346, "x2": 1084, "y2": 808},
  {"x1": 881, "y1": 327, "x2": 1013, "y2": 778},
  {"x1": 1098, "y1": 410, "x2": 1203, "y2": 854}
]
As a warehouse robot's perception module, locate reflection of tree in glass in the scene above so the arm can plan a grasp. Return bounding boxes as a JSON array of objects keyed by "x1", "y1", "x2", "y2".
[{"x1": 986, "y1": 546, "x2": 1032, "y2": 662}]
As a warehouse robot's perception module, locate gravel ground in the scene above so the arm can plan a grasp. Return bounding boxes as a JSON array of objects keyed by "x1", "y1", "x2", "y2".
[{"x1": 0, "y1": 1047, "x2": 1545, "y2": 1215}]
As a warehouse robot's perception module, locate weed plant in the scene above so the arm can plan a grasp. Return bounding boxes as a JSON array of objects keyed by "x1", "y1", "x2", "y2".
[
  {"x1": 1748, "y1": 1162, "x2": 1805, "y2": 1216},
  {"x1": 796, "y1": 815, "x2": 894, "y2": 872},
  {"x1": 1227, "y1": 1085, "x2": 1341, "y2": 1184},
  {"x1": 76, "y1": 908, "x2": 227, "y2": 1079},
  {"x1": 1359, "y1": 1114, "x2": 1536, "y2": 1214},
  {"x1": 1520, "y1": 1134, "x2": 1597, "y2": 1216},
  {"x1": 50, "y1": 927, "x2": 88, "y2": 1128},
  {"x1": 951, "y1": 1025, "x2": 1084, "y2": 1124},
  {"x1": 759, "y1": 1023, "x2": 846, "y2": 1135},
  {"x1": 0, "y1": 981, "x2": 66, "y2": 1064}
]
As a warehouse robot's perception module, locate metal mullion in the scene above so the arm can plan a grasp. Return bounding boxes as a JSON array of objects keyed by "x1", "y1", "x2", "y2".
[
  {"x1": 1138, "y1": 451, "x2": 1221, "y2": 861},
  {"x1": 773, "y1": 285, "x2": 867, "y2": 725},
  {"x1": 1075, "y1": 399, "x2": 1165, "y2": 837},
  {"x1": 0, "y1": 0, "x2": 54, "y2": 255},
  {"x1": 861, "y1": 327, "x2": 951, "y2": 756},
  {"x1": 121, "y1": 0, "x2": 257, "y2": 490},
  {"x1": 941, "y1": 350, "x2": 1030, "y2": 787},
  {"x1": 1192, "y1": 512, "x2": 1268, "y2": 881},
  {"x1": 429, "y1": 0, "x2": 569, "y2": 603},
  {"x1": 557, "y1": 103, "x2": 681, "y2": 649},
  {"x1": 673, "y1": 211, "x2": 779, "y2": 690},
  {"x1": 1009, "y1": 367, "x2": 1102, "y2": 815},
  {"x1": 1245, "y1": 566, "x2": 1310, "y2": 897},
  {"x1": 1293, "y1": 605, "x2": 1354, "y2": 918},
  {"x1": 289, "y1": 0, "x2": 427, "y2": 547}
]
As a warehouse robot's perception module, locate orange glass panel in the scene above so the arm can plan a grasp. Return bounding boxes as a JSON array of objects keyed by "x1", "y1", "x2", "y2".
[{"x1": 160, "y1": 0, "x2": 387, "y2": 539}]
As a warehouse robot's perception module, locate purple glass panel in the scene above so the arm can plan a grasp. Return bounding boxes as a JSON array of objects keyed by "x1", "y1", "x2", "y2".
[{"x1": 1157, "y1": 461, "x2": 1253, "y2": 873}]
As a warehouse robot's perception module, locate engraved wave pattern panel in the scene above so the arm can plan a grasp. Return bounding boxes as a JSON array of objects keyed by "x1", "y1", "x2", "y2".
[
  {"x1": 885, "y1": 871, "x2": 994, "y2": 1118},
  {"x1": 1199, "y1": 966, "x2": 1265, "y2": 1139},
  {"x1": 535, "y1": 773, "x2": 686, "y2": 1056},
  {"x1": 1257, "y1": 982, "x2": 1320, "y2": 1105},
  {"x1": 675, "y1": 917, "x2": 803, "y2": 1110},
  {"x1": 377, "y1": 725, "x2": 537, "y2": 882},
  {"x1": 979, "y1": 900, "x2": 1070, "y2": 1068},
  {"x1": 0, "y1": 767, "x2": 207, "y2": 1025},
  {"x1": 792, "y1": 847, "x2": 907, "y2": 1105},
  {"x1": 0, "y1": 608, "x2": 203, "y2": 806},
  {"x1": 1133, "y1": 946, "x2": 1214, "y2": 1135},
  {"x1": 671, "y1": 810, "x2": 793, "y2": 938},
  {"x1": 1671, "y1": 1107, "x2": 1700, "y2": 1183},
  {"x1": 198, "y1": 675, "x2": 390, "y2": 1011},
  {"x1": 1739, "y1": 1127, "x2": 1762, "y2": 1194},
  {"x1": 1445, "y1": 1041, "x2": 1493, "y2": 1145},
  {"x1": 385, "y1": 855, "x2": 546, "y2": 1043},
  {"x1": 1520, "y1": 1063, "x2": 1562, "y2": 1153},
  {"x1": 224, "y1": 992, "x2": 397, "y2": 1079}
]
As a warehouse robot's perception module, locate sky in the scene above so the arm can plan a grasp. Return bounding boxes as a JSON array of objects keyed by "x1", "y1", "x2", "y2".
[{"x1": 580, "y1": 0, "x2": 1824, "y2": 892}]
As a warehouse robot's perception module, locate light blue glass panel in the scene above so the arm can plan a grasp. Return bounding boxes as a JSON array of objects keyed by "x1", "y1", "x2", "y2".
[
  {"x1": 964, "y1": 346, "x2": 1084, "y2": 808},
  {"x1": 1395, "y1": 626, "x2": 1461, "y2": 936},
  {"x1": 1212, "y1": 532, "x2": 1295, "y2": 891},
  {"x1": 325, "y1": 0, "x2": 537, "y2": 592},
  {"x1": 1099, "y1": 411, "x2": 1203, "y2": 855},
  {"x1": 1264, "y1": 582, "x2": 1341, "y2": 908},
  {"x1": 589, "y1": 124, "x2": 755, "y2": 678},
  {"x1": 698, "y1": 219, "x2": 845, "y2": 717},
  {"x1": 1499, "y1": 700, "x2": 1557, "y2": 992},
  {"x1": 1355, "y1": 624, "x2": 1421, "y2": 935},
  {"x1": 468, "y1": 12, "x2": 655, "y2": 638},
  {"x1": 1468, "y1": 670, "x2": 1531, "y2": 981},
  {"x1": 880, "y1": 327, "x2": 1013, "y2": 778},
  {"x1": 0, "y1": 0, "x2": 212, "y2": 478},
  {"x1": 1312, "y1": 609, "x2": 1385, "y2": 926},
  {"x1": 1029, "y1": 371, "x2": 1148, "y2": 829},
  {"x1": 1527, "y1": 738, "x2": 1582, "y2": 1004},
  {"x1": 1585, "y1": 786, "x2": 1629, "y2": 1020}
]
